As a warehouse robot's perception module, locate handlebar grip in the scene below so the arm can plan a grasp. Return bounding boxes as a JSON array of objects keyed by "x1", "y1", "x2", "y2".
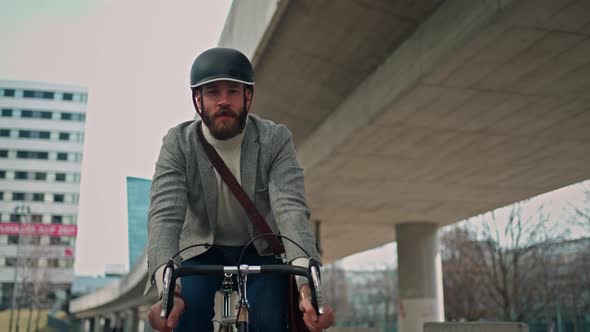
[
  {"x1": 160, "y1": 260, "x2": 176, "y2": 319},
  {"x1": 308, "y1": 259, "x2": 325, "y2": 316}
]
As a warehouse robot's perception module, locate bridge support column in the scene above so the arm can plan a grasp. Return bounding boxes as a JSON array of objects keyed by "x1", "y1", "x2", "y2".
[
  {"x1": 93, "y1": 317, "x2": 102, "y2": 332},
  {"x1": 83, "y1": 317, "x2": 95, "y2": 332},
  {"x1": 125, "y1": 308, "x2": 139, "y2": 332},
  {"x1": 99, "y1": 315, "x2": 112, "y2": 332},
  {"x1": 396, "y1": 222, "x2": 444, "y2": 332}
]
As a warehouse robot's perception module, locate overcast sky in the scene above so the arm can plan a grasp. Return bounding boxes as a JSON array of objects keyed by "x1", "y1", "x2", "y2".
[{"x1": 0, "y1": 0, "x2": 232, "y2": 275}]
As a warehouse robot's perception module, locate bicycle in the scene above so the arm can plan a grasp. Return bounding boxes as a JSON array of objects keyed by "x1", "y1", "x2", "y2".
[{"x1": 159, "y1": 234, "x2": 326, "y2": 331}]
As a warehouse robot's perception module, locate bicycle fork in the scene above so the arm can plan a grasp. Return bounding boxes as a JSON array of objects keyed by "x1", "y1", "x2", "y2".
[
  {"x1": 218, "y1": 274, "x2": 236, "y2": 332},
  {"x1": 217, "y1": 273, "x2": 250, "y2": 332}
]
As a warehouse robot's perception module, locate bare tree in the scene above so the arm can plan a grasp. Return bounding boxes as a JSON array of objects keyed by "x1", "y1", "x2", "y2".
[
  {"x1": 459, "y1": 203, "x2": 566, "y2": 322},
  {"x1": 441, "y1": 195, "x2": 590, "y2": 329},
  {"x1": 572, "y1": 182, "x2": 590, "y2": 231},
  {"x1": 441, "y1": 226, "x2": 489, "y2": 321},
  {"x1": 322, "y1": 265, "x2": 397, "y2": 329},
  {"x1": 322, "y1": 262, "x2": 351, "y2": 319},
  {"x1": 551, "y1": 238, "x2": 590, "y2": 331}
]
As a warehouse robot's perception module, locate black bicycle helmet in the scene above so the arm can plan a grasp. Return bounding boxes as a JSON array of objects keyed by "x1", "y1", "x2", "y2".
[{"x1": 190, "y1": 47, "x2": 255, "y2": 88}]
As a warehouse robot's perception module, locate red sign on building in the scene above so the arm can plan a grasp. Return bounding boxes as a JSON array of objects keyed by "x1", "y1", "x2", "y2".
[{"x1": 0, "y1": 223, "x2": 77, "y2": 237}]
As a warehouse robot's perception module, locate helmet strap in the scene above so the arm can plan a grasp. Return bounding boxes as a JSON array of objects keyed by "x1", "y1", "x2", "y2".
[{"x1": 244, "y1": 85, "x2": 254, "y2": 113}]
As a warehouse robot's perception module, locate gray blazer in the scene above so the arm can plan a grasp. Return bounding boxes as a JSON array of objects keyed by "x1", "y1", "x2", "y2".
[{"x1": 146, "y1": 114, "x2": 320, "y2": 292}]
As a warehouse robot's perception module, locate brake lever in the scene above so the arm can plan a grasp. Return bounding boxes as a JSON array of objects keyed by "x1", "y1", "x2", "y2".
[
  {"x1": 160, "y1": 259, "x2": 177, "y2": 319},
  {"x1": 308, "y1": 259, "x2": 325, "y2": 315}
]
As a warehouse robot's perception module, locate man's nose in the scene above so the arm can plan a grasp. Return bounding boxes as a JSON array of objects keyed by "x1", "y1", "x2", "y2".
[{"x1": 217, "y1": 92, "x2": 231, "y2": 107}]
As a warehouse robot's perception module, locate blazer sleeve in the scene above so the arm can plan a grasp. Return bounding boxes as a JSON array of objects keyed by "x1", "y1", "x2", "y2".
[
  {"x1": 147, "y1": 128, "x2": 189, "y2": 285},
  {"x1": 268, "y1": 124, "x2": 321, "y2": 264}
]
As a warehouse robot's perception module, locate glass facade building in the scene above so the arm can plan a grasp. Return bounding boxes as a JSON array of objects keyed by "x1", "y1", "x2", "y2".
[
  {"x1": 126, "y1": 176, "x2": 151, "y2": 269},
  {"x1": 0, "y1": 80, "x2": 88, "y2": 309}
]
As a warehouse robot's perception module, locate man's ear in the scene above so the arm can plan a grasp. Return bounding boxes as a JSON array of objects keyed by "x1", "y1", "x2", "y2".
[{"x1": 194, "y1": 89, "x2": 202, "y2": 113}]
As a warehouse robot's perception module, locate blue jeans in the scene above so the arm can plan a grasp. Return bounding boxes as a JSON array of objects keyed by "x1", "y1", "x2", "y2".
[{"x1": 175, "y1": 246, "x2": 289, "y2": 332}]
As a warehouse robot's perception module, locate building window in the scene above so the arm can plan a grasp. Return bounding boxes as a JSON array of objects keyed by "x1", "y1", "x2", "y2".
[
  {"x1": 5, "y1": 258, "x2": 17, "y2": 266},
  {"x1": 74, "y1": 113, "x2": 86, "y2": 122},
  {"x1": 0, "y1": 129, "x2": 9, "y2": 137},
  {"x1": 8, "y1": 236, "x2": 19, "y2": 245},
  {"x1": 19, "y1": 130, "x2": 50, "y2": 139},
  {"x1": 30, "y1": 214, "x2": 43, "y2": 223},
  {"x1": 20, "y1": 110, "x2": 52, "y2": 119},
  {"x1": 23, "y1": 90, "x2": 36, "y2": 98},
  {"x1": 0, "y1": 192, "x2": 3, "y2": 200},
  {"x1": 55, "y1": 173, "x2": 66, "y2": 182},
  {"x1": 61, "y1": 113, "x2": 72, "y2": 120},
  {"x1": 3, "y1": 89, "x2": 15, "y2": 97},
  {"x1": 17, "y1": 151, "x2": 49, "y2": 160},
  {"x1": 34, "y1": 172, "x2": 46, "y2": 180},
  {"x1": 58, "y1": 132, "x2": 70, "y2": 141},
  {"x1": 10, "y1": 214, "x2": 20, "y2": 222},
  {"x1": 0, "y1": 150, "x2": 7, "y2": 158},
  {"x1": 0, "y1": 170, "x2": 5, "y2": 179},
  {"x1": 33, "y1": 193, "x2": 44, "y2": 202},
  {"x1": 1, "y1": 109, "x2": 13, "y2": 117},
  {"x1": 51, "y1": 215, "x2": 63, "y2": 224},
  {"x1": 53, "y1": 194, "x2": 64, "y2": 203},
  {"x1": 13, "y1": 193, "x2": 26, "y2": 201},
  {"x1": 62, "y1": 93, "x2": 73, "y2": 101},
  {"x1": 57, "y1": 153, "x2": 68, "y2": 161},
  {"x1": 47, "y1": 258, "x2": 59, "y2": 267},
  {"x1": 49, "y1": 237, "x2": 67, "y2": 246},
  {"x1": 23, "y1": 90, "x2": 54, "y2": 100},
  {"x1": 15, "y1": 171, "x2": 28, "y2": 180}
]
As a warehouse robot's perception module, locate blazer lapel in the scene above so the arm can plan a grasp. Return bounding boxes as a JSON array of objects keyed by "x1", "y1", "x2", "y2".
[
  {"x1": 194, "y1": 122, "x2": 218, "y2": 230},
  {"x1": 240, "y1": 117, "x2": 259, "y2": 203}
]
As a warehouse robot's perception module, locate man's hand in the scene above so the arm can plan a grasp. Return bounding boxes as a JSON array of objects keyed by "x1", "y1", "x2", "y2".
[
  {"x1": 298, "y1": 284, "x2": 335, "y2": 332},
  {"x1": 147, "y1": 285, "x2": 185, "y2": 332}
]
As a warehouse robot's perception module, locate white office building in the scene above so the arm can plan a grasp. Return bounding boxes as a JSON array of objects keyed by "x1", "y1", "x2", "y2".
[{"x1": 0, "y1": 80, "x2": 88, "y2": 309}]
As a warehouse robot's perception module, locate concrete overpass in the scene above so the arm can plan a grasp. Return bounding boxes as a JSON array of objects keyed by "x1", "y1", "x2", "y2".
[{"x1": 71, "y1": 0, "x2": 590, "y2": 331}]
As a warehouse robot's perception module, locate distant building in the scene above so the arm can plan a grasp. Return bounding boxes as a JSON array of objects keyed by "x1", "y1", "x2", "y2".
[
  {"x1": 0, "y1": 80, "x2": 88, "y2": 309},
  {"x1": 126, "y1": 176, "x2": 151, "y2": 269}
]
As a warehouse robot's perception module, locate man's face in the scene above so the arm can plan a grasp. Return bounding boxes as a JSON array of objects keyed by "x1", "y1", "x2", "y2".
[{"x1": 196, "y1": 81, "x2": 252, "y2": 140}]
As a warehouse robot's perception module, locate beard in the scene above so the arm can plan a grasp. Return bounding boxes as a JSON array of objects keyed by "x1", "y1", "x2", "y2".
[{"x1": 201, "y1": 104, "x2": 248, "y2": 140}]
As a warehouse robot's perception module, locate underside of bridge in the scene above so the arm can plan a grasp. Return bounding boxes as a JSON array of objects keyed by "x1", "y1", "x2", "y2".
[{"x1": 239, "y1": 0, "x2": 590, "y2": 262}]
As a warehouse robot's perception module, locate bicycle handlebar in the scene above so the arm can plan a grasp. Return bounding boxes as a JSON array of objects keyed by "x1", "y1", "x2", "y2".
[{"x1": 160, "y1": 261, "x2": 325, "y2": 319}]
